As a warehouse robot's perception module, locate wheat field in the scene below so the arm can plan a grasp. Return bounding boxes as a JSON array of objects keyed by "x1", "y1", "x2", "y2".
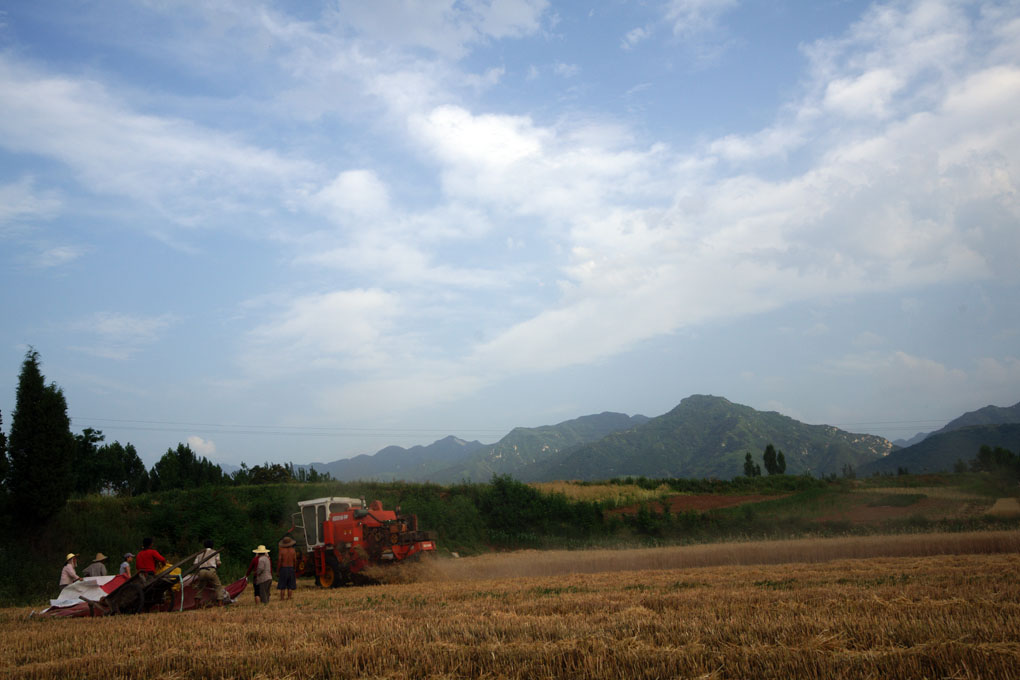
[{"x1": 2, "y1": 532, "x2": 1019, "y2": 679}]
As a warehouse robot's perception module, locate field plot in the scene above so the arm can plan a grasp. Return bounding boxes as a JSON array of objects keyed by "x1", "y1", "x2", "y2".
[{"x1": 2, "y1": 532, "x2": 1019, "y2": 679}]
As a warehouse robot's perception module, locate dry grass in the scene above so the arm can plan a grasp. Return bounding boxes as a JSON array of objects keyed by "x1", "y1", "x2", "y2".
[
  {"x1": 987, "y1": 498, "x2": 1020, "y2": 517},
  {"x1": 530, "y1": 481, "x2": 671, "y2": 505},
  {"x1": 3, "y1": 532, "x2": 1019, "y2": 679}
]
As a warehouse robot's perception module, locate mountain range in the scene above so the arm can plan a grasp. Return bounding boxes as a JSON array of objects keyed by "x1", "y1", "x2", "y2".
[
  {"x1": 892, "y1": 401, "x2": 1020, "y2": 448},
  {"x1": 306, "y1": 395, "x2": 1019, "y2": 483}
]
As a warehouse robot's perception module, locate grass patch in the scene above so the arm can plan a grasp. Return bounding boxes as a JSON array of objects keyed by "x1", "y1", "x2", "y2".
[{"x1": 866, "y1": 493, "x2": 926, "y2": 507}]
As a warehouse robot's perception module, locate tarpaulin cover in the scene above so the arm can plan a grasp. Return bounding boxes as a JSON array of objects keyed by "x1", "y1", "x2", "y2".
[
  {"x1": 36, "y1": 576, "x2": 248, "y2": 618},
  {"x1": 48, "y1": 574, "x2": 129, "y2": 608}
]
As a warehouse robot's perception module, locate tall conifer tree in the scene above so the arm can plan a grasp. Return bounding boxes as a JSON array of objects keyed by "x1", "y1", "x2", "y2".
[{"x1": 7, "y1": 349, "x2": 75, "y2": 522}]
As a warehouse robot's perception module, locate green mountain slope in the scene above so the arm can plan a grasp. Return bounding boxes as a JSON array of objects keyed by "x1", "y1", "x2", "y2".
[
  {"x1": 310, "y1": 435, "x2": 485, "y2": 481},
  {"x1": 427, "y1": 412, "x2": 649, "y2": 482},
  {"x1": 893, "y1": 399, "x2": 1020, "y2": 447},
  {"x1": 934, "y1": 400, "x2": 1020, "y2": 433},
  {"x1": 859, "y1": 423, "x2": 1020, "y2": 475},
  {"x1": 521, "y1": 395, "x2": 894, "y2": 481}
]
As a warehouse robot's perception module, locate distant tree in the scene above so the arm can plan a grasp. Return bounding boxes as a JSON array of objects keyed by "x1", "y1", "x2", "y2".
[
  {"x1": 896, "y1": 466, "x2": 909, "y2": 476},
  {"x1": 776, "y1": 450, "x2": 786, "y2": 474},
  {"x1": 7, "y1": 348, "x2": 75, "y2": 522},
  {"x1": 150, "y1": 443, "x2": 226, "y2": 491},
  {"x1": 953, "y1": 458, "x2": 968, "y2": 474},
  {"x1": 970, "y1": 445, "x2": 1019, "y2": 482},
  {"x1": 231, "y1": 462, "x2": 251, "y2": 486},
  {"x1": 763, "y1": 444, "x2": 778, "y2": 475},
  {"x1": 842, "y1": 463, "x2": 856, "y2": 479},
  {"x1": 100, "y1": 441, "x2": 149, "y2": 495},
  {"x1": 72, "y1": 428, "x2": 106, "y2": 495},
  {"x1": 0, "y1": 409, "x2": 8, "y2": 492},
  {"x1": 248, "y1": 462, "x2": 293, "y2": 485},
  {"x1": 743, "y1": 452, "x2": 761, "y2": 477}
]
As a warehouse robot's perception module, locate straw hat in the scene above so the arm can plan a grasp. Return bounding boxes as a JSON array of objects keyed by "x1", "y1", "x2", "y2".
[
  {"x1": 252, "y1": 545, "x2": 270, "y2": 553},
  {"x1": 279, "y1": 536, "x2": 296, "y2": 548},
  {"x1": 65, "y1": 553, "x2": 77, "y2": 562},
  {"x1": 93, "y1": 552, "x2": 107, "y2": 561}
]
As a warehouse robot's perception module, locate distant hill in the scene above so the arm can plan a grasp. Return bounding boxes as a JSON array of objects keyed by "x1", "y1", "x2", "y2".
[
  {"x1": 308, "y1": 435, "x2": 484, "y2": 481},
  {"x1": 859, "y1": 423, "x2": 1020, "y2": 475},
  {"x1": 425, "y1": 412, "x2": 650, "y2": 483},
  {"x1": 934, "y1": 400, "x2": 1020, "y2": 434},
  {"x1": 891, "y1": 399, "x2": 1020, "y2": 448},
  {"x1": 519, "y1": 395, "x2": 894, "y2": 481}
]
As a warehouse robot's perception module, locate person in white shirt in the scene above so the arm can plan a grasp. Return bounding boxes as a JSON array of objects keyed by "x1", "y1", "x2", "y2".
[
  {"x1": 193, "y1": 539, "x2": 232, "y2": 605},
  {"x1": 58, "y1": 554, "x2": 82, "y2": 592}
]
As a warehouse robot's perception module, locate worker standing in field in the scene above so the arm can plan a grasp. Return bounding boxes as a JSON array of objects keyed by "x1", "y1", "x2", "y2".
[
  {"x1": 135, "y1": 538, "x2": 167, "y2": 585},
  {"x1": 252, "y1": 545, "x2": 272, "y2": 604},
  {"x1": 59, "y1": 553, "x2": 83, "y2": 592},
  {"x1": 82, "y1": 552, "x2": 108, "y2": 577},
  {"x1": 277, "y1": 537, "x2": 298, "y2": 601},
  {"x1": 193, "y1": 539, "x2": 233, "y2": 606},
  {"x1": 119, "y1": 553, "x2": 134, "y2": 577}
]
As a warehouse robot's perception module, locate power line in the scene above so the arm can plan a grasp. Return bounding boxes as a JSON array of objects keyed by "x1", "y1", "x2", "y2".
[{"x1": 69, "y1": 416, "x2": 508, "y2": 438}]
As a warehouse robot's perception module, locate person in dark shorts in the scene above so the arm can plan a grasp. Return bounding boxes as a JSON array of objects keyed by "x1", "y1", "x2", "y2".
[
  {"x1": 252, "y1": 545, "x2": 272, "y2": 604},
  {"x1": 277, "y1": 536, "x2": 298, "y2": 600}
]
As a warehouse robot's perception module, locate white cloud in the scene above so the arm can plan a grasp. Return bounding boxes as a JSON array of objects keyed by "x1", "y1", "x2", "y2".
[
  {"x1": 665, "y1": 0, "x2": 739, "y2": 37},
  {"x1": 333, "y1": 0, "x2": 548, "y2": 59},
  {"x1": 241, "y1": 288, "x2": 403, "y2": 378},
  {"x1": 187, "y1": 435, "x2": 217, "y2": 456},
  {"x1": 553, "y1": 62, "x2": 579, "y2": 78},
  {"x1": 35, "y1": 245, "x2": 86, "y2": 268},
  {"x1": 313, "y1": 169, "x2": 391, "y2": 222},
  {"x1": 0, "y1": 56, "x2": 315, "y2": 231},
  {"x1": 823, "y1": 68, "x2": 904, "y2": 118},
  {"x1": 622, "y1": 26, "x2": 651, "y2": 50},
  {"x1": 70, "y1": 312, "x2": 177, "y2": 359},
  {"x1": 0, "y1": 176, "x2": 61, "y2": 228}
]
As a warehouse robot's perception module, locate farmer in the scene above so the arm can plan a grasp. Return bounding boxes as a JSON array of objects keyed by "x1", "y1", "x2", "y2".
[
  {"x1": 277, "y1": 537, "x2": 298, "y2": 601},
  {"x1": 193, "y1": 539, "x2": 233, "y2": 606},
  {"x1": 82, "y1": 552, "x2": 108, "y2": 577},
  {"x1": 59, "y1": 553, "x2": 83, "y2": 591},
  {"x1": 251, "y1": 545, "x2": 272, "y2": 604},
  {"x1": 119, "y1": 553, "x2": 134, "y2": 577},
  {"x1": 135, "y1": 537, "x2": 167, "y2": 585}
]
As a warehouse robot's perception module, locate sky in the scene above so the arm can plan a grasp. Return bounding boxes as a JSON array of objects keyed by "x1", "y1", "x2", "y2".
[{"x1": 1, "y1": 0, "x2": 1018, "y2": 469}]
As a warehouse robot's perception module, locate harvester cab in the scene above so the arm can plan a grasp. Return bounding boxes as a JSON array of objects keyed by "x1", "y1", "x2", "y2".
[{"x1": 292, "y1": 496, "x2": 436, "y2": 587}]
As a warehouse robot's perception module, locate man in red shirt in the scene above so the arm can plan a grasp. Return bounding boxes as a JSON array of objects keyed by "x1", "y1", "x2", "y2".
[{"x1": 135, "y1": 537, "x2": 167, "y2": 585}]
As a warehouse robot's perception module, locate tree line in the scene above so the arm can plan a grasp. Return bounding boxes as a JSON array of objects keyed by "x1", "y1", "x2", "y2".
[
  {"x1": 0, "y1": 348, "x2": 330, "y2": 526},
  {"x1": 743, "y1": 443, "x2": 787, "y2": 477}
]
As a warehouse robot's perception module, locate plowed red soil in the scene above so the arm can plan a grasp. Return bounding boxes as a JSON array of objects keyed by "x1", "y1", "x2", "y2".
[
  {"x1": 608, "y1": 494, "x2": 784, "y2": 515},
  {"x1": 817, "y1": 497, "x2": 976, "y2": 523}
]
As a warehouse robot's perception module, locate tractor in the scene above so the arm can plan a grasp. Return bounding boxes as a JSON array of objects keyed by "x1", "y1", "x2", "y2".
[{"x1": 292, "y1": 496, "x2": 436, "y2": 587}]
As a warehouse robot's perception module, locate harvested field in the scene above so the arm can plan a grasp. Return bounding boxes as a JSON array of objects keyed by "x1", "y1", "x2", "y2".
[
  {"x1": 4, "y1": 532, "x2": 1020, "y2": 679},
  {"x1": 987, "y1": 497, "x2": 1020, "y2": 517},
  {"x1": 607, "y1": 493, "x2": 782, "y2": 515},
  {"x1": 818, "y1": 489, "x2": 998, "y2": 523}
]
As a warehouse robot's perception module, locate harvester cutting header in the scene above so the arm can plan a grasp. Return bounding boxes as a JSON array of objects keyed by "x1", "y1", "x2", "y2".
[{"x1": 292, "y1": 496, "x2": 437, "y2": 587}]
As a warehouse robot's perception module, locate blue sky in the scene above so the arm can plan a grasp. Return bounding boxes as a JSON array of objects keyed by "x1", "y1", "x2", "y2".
[{"x1": 1, "y1": 0, "x2": 1018, "y2": 468}]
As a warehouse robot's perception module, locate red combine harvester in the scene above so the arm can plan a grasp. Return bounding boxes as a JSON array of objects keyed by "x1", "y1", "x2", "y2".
[{"x1": 293, "y1": 496, "x2": 437, "y2": 587}]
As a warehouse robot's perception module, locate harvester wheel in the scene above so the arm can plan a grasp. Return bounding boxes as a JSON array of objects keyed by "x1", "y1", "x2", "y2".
[
  {"x1": 322, "y1": 554, "x2": 344, "y2": 588},
  {"x1": 319, "y1": 565, "x2": 335, "y2": 588}
]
